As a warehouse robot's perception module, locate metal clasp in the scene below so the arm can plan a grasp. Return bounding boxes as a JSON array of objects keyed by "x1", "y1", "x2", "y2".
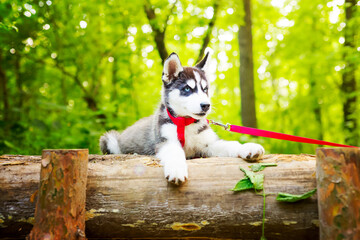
[{"x1": 209, "y1": 120, "x2": 230, "y2": 131}]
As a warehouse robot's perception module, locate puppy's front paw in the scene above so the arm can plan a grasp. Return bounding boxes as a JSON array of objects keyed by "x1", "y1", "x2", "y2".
[
  {"x1": 238, "y1": 143, "x2": 265, "y2": 160},
  {"x1": 163, "y1": 159, "x2": 188, "y2": 185}
]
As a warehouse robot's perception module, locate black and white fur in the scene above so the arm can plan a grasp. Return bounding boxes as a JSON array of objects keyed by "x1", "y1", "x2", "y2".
[{"x1": 100, "y1": 52, "x2": 265, "y2": 184}]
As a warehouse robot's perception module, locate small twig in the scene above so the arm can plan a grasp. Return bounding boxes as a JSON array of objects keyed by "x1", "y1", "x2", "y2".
[
  {"x1": 196, "y1": 0, "x2": 219, "y2": 63},
  {"x1": 163, "y1": 0, "x2": 178, "y2": 33}
]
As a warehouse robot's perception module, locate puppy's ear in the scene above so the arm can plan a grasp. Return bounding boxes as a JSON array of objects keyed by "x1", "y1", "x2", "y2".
[
  {"x1": 162, "y1": 52, "x2": 183, "y2": 83},
  {"x1": 195, "y1": 51, "x2": 210, "y2": 71}
]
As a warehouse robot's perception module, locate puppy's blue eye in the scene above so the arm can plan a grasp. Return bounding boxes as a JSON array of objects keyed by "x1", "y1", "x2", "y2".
[{"x1": 184, "y1": 86, "x2": 191, "y2": 92}]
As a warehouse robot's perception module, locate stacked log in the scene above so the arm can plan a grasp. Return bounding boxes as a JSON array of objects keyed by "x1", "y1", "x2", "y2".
[
  {"x1": 0, "y1": 154, "x2": 318, "y2": 239},
  {"x1": 28, "y1": 149, "x2": 88, "y2": 240},
  {"x1": 316, "y1": 148, "x2": 360, "y2": 240}
]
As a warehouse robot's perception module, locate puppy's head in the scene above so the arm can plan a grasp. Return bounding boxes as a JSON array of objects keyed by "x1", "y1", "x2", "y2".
[{"x1": 162, "y1": 52, "x2": 211, "y2": 119}]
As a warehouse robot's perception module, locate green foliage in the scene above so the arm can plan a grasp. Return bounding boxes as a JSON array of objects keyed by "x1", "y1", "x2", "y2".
[
  {"x1": 232, "y1": 164, "x2": 316, "y2": 239},
  {"x1": 231, "y1": 177, "x2": 254, "y2": 191},
  {"x1": 239, "y1": 167, "x2": 264, "y2": 190},
  {"x1": 276, "y1": 188, "x2": 317, "y2": 202},
  {"x1": 249, "y1": 162, "x2": 277, "y2": 172},
  {"x1": 232, "y1": 166, "x2": 267, "y2": 239},
  {"x1": 0, "y1": 0, "x2": 359, "y2": 155}
]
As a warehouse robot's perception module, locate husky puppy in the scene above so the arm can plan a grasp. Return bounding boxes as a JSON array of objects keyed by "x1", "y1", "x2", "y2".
[{"x1": 100, "y1": 52, "x2": 264, "y2": 184}]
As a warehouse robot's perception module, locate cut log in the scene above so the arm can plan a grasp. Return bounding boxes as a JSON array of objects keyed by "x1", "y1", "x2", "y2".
[
  {"x1": 316, "y1": 147, "x2": 360, "y2": 240},
  {"x1": 28, "y1": 149, "x2": 88, "y2": 240},
  {"x1": 0, "y1": 154, "x2": 318, "y2": 239}
]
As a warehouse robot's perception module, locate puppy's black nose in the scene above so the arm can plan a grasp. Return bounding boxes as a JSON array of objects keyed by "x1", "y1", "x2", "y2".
[{"x1": 200, "y1": 103, "x2": 210, "y2": 112}]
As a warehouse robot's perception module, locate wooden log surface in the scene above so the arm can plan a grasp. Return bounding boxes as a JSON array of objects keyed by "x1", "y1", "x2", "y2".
[
  {"x1": 0, "y1": 154, "x2": 319, "y2": 239},
  {"x1": 28, "y1": 149, "x2": 88, "y2": 240},
  {"x1": 316, "y1": 148, "x2": 360, "y2": 240}
]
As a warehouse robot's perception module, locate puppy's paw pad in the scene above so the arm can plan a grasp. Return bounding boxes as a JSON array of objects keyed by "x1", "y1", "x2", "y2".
[
  {"x1": 165, "y1": 173, "x2": 187, "y2": 185},
  {"x1": 164, "y1": 161, "x2": 188, "y2": 185},
  {"x1": 166, "y1": 175, "x2": 187, "y2": 185},
  {"x1": 238, "y1": 143, "x2": 265, "y2": 160}
]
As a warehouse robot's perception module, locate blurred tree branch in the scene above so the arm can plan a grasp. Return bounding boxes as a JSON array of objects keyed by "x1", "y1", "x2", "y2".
[
  {"x1": 54, "y1": 61, "x2": 105, "y2": 118},
  {"x1": 196, "y1": 1, "x2": 219, "y2": 64},
  {"x1": 26, "y1": 55, "x2": 105, "y2": 118},
  {"x1": 144, "y1": 0, "x2": 177, "y2": 64}
]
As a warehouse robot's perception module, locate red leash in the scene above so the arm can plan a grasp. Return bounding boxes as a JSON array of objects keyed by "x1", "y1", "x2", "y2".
[{"x1": 209, "y1": 120, "x2": 357, "y2": 148}]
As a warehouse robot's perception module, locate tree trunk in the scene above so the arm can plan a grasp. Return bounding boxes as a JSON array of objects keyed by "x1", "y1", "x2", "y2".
[
  {"x1": 341, "y1": 0, "x2": 358, "y2": 146},
  {"x1": 0, "y1": 50, "x2": 9, "y2": 123},
  {"x1": 316, "y1": 147, "x2": 360, "y2": 240},
  {"x1": 0, "y1": 154, "x2": 318, "y2": 239},
  {"x1": 309, "y1": 64, "x2": 324, "y2": 141},
  {"x1": 14, "y1": 54, "x2": 23, "y2": 118},
  {"x1": 28, "y1": 149, "x2": 88, "y2": 240},
  {"x1": 238, "y1": 0, "x2": 257, "y2": 128}
]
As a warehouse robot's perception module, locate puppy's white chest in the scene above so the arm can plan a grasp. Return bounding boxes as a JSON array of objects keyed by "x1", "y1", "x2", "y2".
[{"x1": 183, "y1": 123, "x2": 210, "y2": 157}]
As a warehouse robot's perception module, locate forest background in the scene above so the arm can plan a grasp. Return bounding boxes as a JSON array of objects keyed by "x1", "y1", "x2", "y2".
[{"x1": 0, "y1": 0, "x2": 359, "y2": 155}]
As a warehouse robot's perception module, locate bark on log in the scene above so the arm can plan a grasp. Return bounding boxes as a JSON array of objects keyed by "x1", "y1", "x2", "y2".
[
  {"x1": 28, "y1": 149, "x2": 88, "y2": 240},
  {"x1": 316, "y1": 147, "x2": 360, "y2": 240},
  {"x1": 0, "y1": 154, "x2": 318, "y2": 239}
]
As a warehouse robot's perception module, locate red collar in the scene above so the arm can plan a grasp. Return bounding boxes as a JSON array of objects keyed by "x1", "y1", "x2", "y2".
[{"x1": 166, "y1": 109, "x2": 196, "y2": 147}]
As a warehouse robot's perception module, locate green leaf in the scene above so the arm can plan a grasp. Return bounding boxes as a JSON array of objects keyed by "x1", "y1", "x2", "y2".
[
  {"x1": 231, "y1": 177, "x2": 254, "y2": 191},
  {"x1": 4, "y1": 140, "x2": 20, "y2": 151},
  {"x1": 249, "y1": 163, "x2": 277, "y2": 172},
  {"x1": 12, "y1": 25, "x2": 18, "y2": 32},
  {"x1": 276, "y1": 189, "x2": 317, "y2": 202},
  {"x1": 240, "y1": 167, "x2": 264, "y2": 190}
]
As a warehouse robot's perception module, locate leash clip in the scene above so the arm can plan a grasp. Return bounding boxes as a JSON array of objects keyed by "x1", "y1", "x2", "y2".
[{"x1": 209, "y1": 120, "x2": 230, "y2": 131}]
